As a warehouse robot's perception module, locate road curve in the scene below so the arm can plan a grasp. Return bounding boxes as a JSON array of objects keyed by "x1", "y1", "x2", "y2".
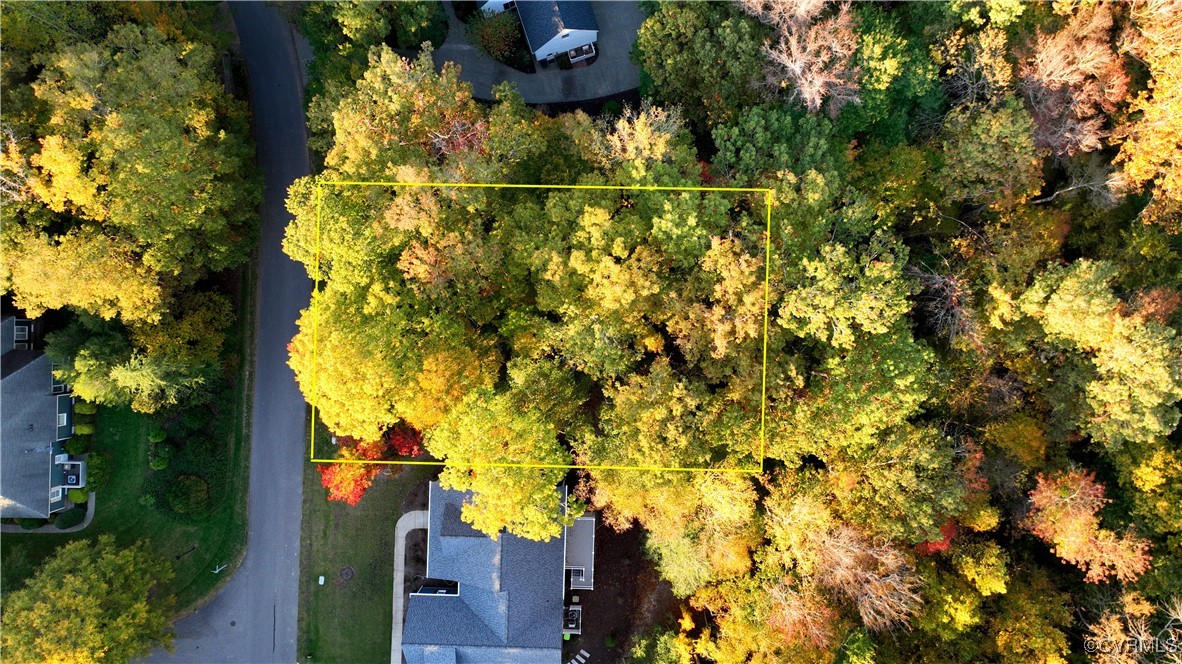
[{"x1": 147, "y1": 3, "x2": 311, "y2": 662}]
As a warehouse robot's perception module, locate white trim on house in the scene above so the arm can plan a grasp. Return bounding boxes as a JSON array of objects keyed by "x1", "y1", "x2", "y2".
[
  {"x1": 532, "y1": 28, "x2": 597, "y2": 61},
  {"x1": 481, "y1": 0, "x2": 514, "y2": 12}
]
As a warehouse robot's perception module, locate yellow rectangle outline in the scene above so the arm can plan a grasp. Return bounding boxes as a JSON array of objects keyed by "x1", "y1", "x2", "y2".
[{"x1": 309, "y1": 181, "x2": 773, "y2": 474}]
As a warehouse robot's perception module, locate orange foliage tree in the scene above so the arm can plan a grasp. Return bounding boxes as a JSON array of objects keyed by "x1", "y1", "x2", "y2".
[
  {"x1": 1026, "y1": 469, "x2": 1152, "y2": 583},
  {"x1": 317, "y1": 436, "x2": 389, "y2": 506}
]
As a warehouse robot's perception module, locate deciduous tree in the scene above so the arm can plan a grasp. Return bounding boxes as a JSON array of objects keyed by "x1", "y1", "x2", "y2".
[
  {"x1": 0, "y1": 536, "x2": 174, "y2": 663},
  {"x1": 1026, "y1": 469, "x2": 1152, "y2": 583}
]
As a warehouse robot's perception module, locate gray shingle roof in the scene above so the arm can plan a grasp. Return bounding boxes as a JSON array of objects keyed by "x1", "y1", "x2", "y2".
[
  {"x1": 402, "y1": 483, "x2": 564, "y2": 664},
  {"x1": 515, "y1": 1, "x2": 599, "y2": 54},
  {"x1": 1, "y1": 353, "x2": 56, "y2": 518}
]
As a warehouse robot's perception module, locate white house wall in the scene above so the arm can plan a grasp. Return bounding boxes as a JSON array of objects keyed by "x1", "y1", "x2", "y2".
[
  {"x1": 534, "y1": 29, "x2": 597, "y2": 61},
  {"x1": 481, "y1": 0, "x2": 512, "y2": 13}
]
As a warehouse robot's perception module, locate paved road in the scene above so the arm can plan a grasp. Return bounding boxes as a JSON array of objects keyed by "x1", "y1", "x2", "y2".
[
  {"x1": 433, "y1": 1, "x2": 643, "y2": 102},
  {"x1": 147, "y1": 3, "x2": 311, "y2": 662},
  {"x1": 390, "y1": 510, "x2": 429, "y2": 664}
]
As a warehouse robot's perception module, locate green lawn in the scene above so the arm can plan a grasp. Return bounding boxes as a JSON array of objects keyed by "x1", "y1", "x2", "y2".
[
  {"x1": 0, "y1": 268, "x2": 254, "y2": 614},
  {"x1": 297, "y1": 458, "x2": 433, "y2": 664}
]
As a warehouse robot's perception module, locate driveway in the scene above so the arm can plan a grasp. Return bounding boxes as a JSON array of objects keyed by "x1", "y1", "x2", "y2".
[
  {"x1": 145, "y1": 3, "x2": 311, "y2": 661},
  {"x1": 433, "y1": 1, "x2": 643, "y2": 102},
  {"x1": 390, "y1": 510, "x2": 429, "y2": 664}
]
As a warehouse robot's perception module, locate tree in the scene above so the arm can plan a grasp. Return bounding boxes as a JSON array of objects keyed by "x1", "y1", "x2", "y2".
[
  {"x1": 752, "y1": 2, "x2": 862, "y2": 117},
  {"x1": 1018, "y1": 259, "x2": 1182, "y2": 448},
  {"x1": 27, "y1": 23, "x2": 258, "y2": 277},
  {"x1": 940, "y1": 98, "x2": 1044, "y2": 208},
  {"x1": 763, "y1": 477, "x2": 924, "y2": 634},
  {"x1": 933, "y1": 27, "x2": 1014, "y2": 108},
  {"x1": 1026, "y1": 469, "x2": 1152, "y2": 583},
  {"x1": 837, "y1": 6, "x2": 941, "y2": 144},
  {"x1": 4, "y1": 226, "x2": 166, "y2": 322},
  {"x1": 324, "y1": 47, "x2": 486, "y2": 178},
  {"x1": 1, "y1": 535, "x2": 174, "y2": 663},
  {"x1": 712, "y1": 105, "x2": 842, "y2": 182},
  {"x1": 427, "y1": 388, "x2": 576, "y2": 541},
  {"x1": 1112, "y1": 0, "x2": 1182, "y2": 231},
  {"x1": 1017, "y1": 4, "x2": 1128, "y2": 156},
  {"x1": 988, "y1": 568, "x2": 1071, "y2": 664},
  {"x1": 633, "y1": 2, "x2": 767, "y2": 129},
  {"x1": 777, "y1": 233, "x2": 912, "y2": 349},
  {"x1": 317, "y1": 437, "x2": 387, "y2": 506},
  {"x1": 288, "y1": 294, "x2": 395, "y2": 440},
  {"x1": 828, "y1": 424, "x2": 966, "y2": 543},
  {"x1": 770, "y1": 324, "x2": 935, "y2": 462}
]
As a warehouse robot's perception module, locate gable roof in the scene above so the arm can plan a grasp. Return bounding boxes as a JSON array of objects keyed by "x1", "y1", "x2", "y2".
[
  {"x1": 516, "y1": 1, "x2": 598, "y2": 53},
  {"x1": 402, "y1": 482, "x2": 564, "y2": 664},
  {"x1": 1, "y1": 352, "x2": 56, "y2": 518}
]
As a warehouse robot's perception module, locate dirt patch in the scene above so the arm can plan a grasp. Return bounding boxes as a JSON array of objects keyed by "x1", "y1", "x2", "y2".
[
  {"x1": 403, "y1": 529, "x2": 428, "y2": 596},
  {"x1": 399, "y1": 466, "x2": 437, "y2": 513},
  {"x1": 563, "y1": 522, "x2": 679, "y2": 663}
]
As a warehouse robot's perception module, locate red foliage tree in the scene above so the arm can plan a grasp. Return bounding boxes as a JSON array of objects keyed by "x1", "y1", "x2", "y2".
[
  {"x1": 915, "y1": 519, "x2": 958, "y2": 556},
  {"x1": 317, "y1": 435, "x2": 386, "y2": 506},
  {"x1": 1026, "y1": 470, "x2": 1152, "y2": 583},
  {"x1": 385, "y1": 424, "x2": 425, "y2": 458}
]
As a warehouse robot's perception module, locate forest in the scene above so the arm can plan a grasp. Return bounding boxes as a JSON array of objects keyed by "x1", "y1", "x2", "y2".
[
  {"x1": 294, "y1": 1, "x2": 1182, "y2": 662},
  {"x1": 0, "y1": 0, "x2": 1178, "y2": 662}
]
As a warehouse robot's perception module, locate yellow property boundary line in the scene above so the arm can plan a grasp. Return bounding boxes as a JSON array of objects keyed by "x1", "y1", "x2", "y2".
[{"x1": 309, "y1": 181, "x2": 774, "y2": 474}]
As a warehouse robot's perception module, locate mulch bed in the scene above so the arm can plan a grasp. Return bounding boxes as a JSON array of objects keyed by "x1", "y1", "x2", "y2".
[{"x1": 562, "y1": 521, "x2": 679, "y2": 663}]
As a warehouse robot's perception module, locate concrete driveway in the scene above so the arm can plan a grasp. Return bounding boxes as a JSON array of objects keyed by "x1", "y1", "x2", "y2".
[
  {"x1": 433, "y1": 1, "x2": 644, "y2": 102},
  {"x1": 390, "y1": 510, "x2": 429, "y2": 664},
  {"x1": 145, "y1": 3, "x2": 311, "y2": 661}
]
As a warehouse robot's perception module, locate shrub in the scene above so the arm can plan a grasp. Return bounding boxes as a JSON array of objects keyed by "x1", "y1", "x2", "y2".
[
  {"x1": 138, "y1": 494, "x2": 157, "y2": 508},
  {"x1": 167, "y1": 475, "x2": 211, "y2": 516},
  {"x1": 86, "y1": 450, "x2": 111, "y2": 491},
  {"x1": 65, "y1": 436, "x2": 89, "y2": 455},
  {"x1": 54, "y1": 508, "x2": 86, "y2": 529},
  {"x1": 149, "y1": 443, "x2": 173, "y2": 471},
  {"x1": 466, "y1": 9, "x2": 518, "y2": 60},
  {"x1": 73, "y1": 412, "x2": 96, "y2": 425},
  {"x1": 18, "y1": 518, "x2": 45, "y2": 530},
  {"x1": 67, "y1": 488, "x2": 89, "y2": 505},
  {"x1": 74, "y1": 401, "x2": 99, "y2": 415},
  {"x1": 74, "y1": 422, "x2": 96, "y2": 435},
  {"x1": 386, "y1": 425, "x2": 424, "y2": 458},
  {"x1": 147, "y1": 427, "x2": 167, "y2": 444},
  {"x1": 601, "y1": 100, "x2": 623, "y2": 118}
]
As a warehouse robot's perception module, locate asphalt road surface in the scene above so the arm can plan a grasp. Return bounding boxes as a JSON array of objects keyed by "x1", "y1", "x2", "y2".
[{"x1": 146, "y1": 3, "x2": 311, "y2": 661}]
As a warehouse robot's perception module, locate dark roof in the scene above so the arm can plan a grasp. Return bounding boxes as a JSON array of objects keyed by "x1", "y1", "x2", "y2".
[
  {"x1": 515, "y1": 1, "x2": 598, "y2": 53},
  {"x1": 1, "y1": 353, "x2": 56, "y2": 518},
  {"x1": 402, "y1": 483, "x2": 564, "y2": 664}
]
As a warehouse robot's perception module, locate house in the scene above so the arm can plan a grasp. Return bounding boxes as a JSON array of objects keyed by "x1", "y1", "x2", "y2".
[
  {"x1": 480, "y1": 0, "x2": 600, "y2": 64},
  {"x1": 402, "y1": 482, "x2": 597, "y2": 663},
  {"x1": 1, "y1": 316, "x2": 84, "y2": 519}
]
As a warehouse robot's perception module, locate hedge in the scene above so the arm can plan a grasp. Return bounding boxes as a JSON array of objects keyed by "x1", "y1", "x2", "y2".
[{"x1": 54, "y1": 508, "x2": 86, "y2": 529}]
